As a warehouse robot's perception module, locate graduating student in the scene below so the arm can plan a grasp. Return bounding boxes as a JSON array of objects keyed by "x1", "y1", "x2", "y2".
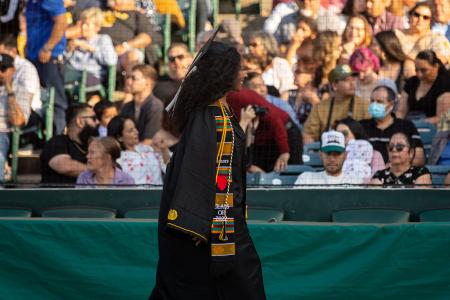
[{"x1": 149, "y1": 40, "x2": 266, "y2": 299}]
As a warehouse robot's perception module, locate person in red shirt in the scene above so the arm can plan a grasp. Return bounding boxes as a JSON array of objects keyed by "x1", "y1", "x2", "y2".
[{"x1": 227, "y1": 88, "x2": 302, "y2": 172}]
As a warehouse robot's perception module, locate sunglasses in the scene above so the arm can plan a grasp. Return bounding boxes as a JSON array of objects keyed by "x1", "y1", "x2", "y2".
[
  {"x1": 388, "y1": 143, "x2": 408, "y2": 152},
  {"x1": 412, "y1": 12, "x2": 431, "y2": 20},
  {"x1": 168, "y1": 54, "x2": 185, "y2": 63}
]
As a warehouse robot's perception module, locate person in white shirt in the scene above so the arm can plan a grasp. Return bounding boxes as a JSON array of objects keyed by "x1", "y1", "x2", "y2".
[
  {"x1": 295, "y1": 130, "x2": 364, "y2": 185},
  {"x1": 0, "y1": 34, "x2": 40, "y2": 114}
]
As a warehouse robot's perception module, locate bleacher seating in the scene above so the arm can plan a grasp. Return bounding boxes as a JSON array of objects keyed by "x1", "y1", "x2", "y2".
[
  {"x1": 420, "y1": 209, "x2": 450, "y2": 222},
  {"x1": 41, "y1": 207, "x2": 117, "y2": 218},
  {"x1": 0, "y1": 207, "x2": 32, "y2": 218},
  {"x1": 332, "y1": 208, "x2": 411, "y2": 223}
]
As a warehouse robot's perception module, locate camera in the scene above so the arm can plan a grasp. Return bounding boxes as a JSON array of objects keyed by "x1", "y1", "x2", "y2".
[{"x1": 252, "y1": 105, "x2": 268, "y2": 116}]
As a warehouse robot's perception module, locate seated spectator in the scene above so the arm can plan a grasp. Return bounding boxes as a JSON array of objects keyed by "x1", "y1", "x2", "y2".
[
  {"x1": 340, "y1": 15, "x2": 373, "y2": 63},
  {"x1": 153, "y1": 43, "x2": 193, "y2": 105},
  {"x1": 370, "y1": 31, "x2": 415, "y2": 92},
  {"x1": 303, "y1": 64, "x2": 370, "y2": 144},
  {"x1": 227, "y1": 88, "x2": 296, "y2": 172},
  {"x1": 431, "y1": 0, "x2": 450, "y2": 41},
  {"x1": 366, "y1": 0, "x2": 404, "y2": 34},
  {"x1": 349, "y1": 47, "x2": 380, "y2": 102},
  {"x1": 312, "y1": 31, "x2": 341, "y2": 99},
  {"x1": 40, "y1": 103, "x2": 99, "y2": 185},
  {"x1": 0, "y1": 34, "x2": 41, "y2": 117},
  {"x1": 100, "y1": 0, "x2": 157, "y2": 66},
  {"x1": 119, "y1": 64, "x2": 163, "y2": 145},
  {"x1": 288, "y1": 56, "x2": 318, "y2": 124},
  {"x1": 65, "y1": 7, "x2": 118, "y2": 88},
  {"x1": 335, "y1": 117, "x2": 385, "y2": 182},
  {"x1": 0, "y1": 54, "x2": 28, "y2": 183},
  {"x1": 247, "y1": 31, "x2": 294, "y2": 100},
  {"x1": 398, "y1": 50, "x2": 450, "y2": 125},
  {"x1": 282, "y1": 15, "x2": 317, "y2": 63},
  {"x1": 243, "y1": 72, "x2": 302, "y2": 129},
  {"x1": 77, "y1": 137, "x2": 135, "y2": 186},
  {"x1": 371, "y1": 132, "x2": 432, "y2": 185},
  {"x1": 264, "y1": 0, "x2": 299, "y2": 35},
  {"x1": 429, "y1": 110, "x2": 450, "y2": 165},
  {"x1": 107, "y1": 116, "x2": 168, "y2": 185},
  {"x1": 295, "y1": 131, "x2": 364, "y2": 185},
  {"x1": 395, "y1": 3, "x2": 450, "y2": 64},
  {"x1": 360, "y1": 79, "x2": 425, "y2": 166},
  {"x1": 94, "y1": 101, "x2": 118, "y2": 137}
]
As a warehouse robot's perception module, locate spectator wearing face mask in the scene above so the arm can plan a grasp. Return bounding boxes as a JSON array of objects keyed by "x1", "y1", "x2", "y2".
[
  {"x1": 359, "y1": 79, "x2": 425, "y2": 166},
  {"x1": 40, "y1": 103, "x2": 99, "y2": 185}
]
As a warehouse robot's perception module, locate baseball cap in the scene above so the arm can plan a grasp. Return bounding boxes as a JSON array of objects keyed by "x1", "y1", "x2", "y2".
[
  {"x1": 328, "y1": 64, "x2": 358, "y2": 83},
  {"x1": 0, "y1": 54, "x2": 14, "y2": 70},
  {"x1": 321, "y1": 131, "x2": 346, "y2": 153}
]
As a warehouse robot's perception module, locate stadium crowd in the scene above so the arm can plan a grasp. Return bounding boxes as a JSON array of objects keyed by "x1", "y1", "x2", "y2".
[{"x1": 0, "y1": 0, "x2": 449, "y2": 187}]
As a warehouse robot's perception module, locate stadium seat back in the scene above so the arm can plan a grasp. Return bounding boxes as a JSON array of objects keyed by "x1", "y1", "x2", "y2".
[
  {"x1": 420, "y1": 209, "x2": 450, "y2": 222},
  {"x1": 0, "y1": 208, "x2": 32, "y2": 218},
  {"x1": 258, "y1": 173, "x2": 298, "y2": 185},
  {"x1": 124, "y1": 207, "x2": 160, "y2": 219},
  {"x1": 41, "y1": 207, "x2": 116, "y2": 218},
  {"x1": 332, "y1": 209, "x2": 410, "y2": 223},
  {"x1": 247, "y1": 207, "x2": 284, "y2": 222}
]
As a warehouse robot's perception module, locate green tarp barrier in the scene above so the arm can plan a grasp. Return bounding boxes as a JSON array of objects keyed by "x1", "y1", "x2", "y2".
[{"x1": 1, "y1": 219, "x2": 450, "y2": 299}]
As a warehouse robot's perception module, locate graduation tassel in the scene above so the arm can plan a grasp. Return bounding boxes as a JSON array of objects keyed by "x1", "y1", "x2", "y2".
[{"x1": 219, "y1": 221, "x2": 228, "y2": 241}]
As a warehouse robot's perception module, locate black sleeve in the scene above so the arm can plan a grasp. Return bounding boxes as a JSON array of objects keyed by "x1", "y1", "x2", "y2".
[
  {"x1": 135, "y1": 11, "x2": 153, "y2": 35},
  {"x1": 119, "y1": 102, "x2": 133, "y2": 119},
  {"x1": 166, "y1": 107, "x2": 217, "y2": 241},
  {"x1": 141, "y1": 98, "x2": 163, "y2": 139},
  {"x1": 41, "y1": 136, "x2": 69, "y2": 165},
  {"x1": 372, "y1": 170, "x2": 383, "y2": 181}
]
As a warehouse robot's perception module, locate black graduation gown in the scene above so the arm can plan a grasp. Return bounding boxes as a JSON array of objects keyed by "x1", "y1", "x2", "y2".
[{"x1": 150, "y1": 105, "x2": 266, "y2": 300}]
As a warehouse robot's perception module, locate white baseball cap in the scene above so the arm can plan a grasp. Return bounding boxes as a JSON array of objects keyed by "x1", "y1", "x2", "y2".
[{"x1": 321, "y1": 131, "x2": 346, "y2": 153}]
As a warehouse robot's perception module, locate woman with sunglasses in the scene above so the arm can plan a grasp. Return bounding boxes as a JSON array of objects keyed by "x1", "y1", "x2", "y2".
[
  {"x1": 394, "y1": 3, "x2": 450, "y2": 63},
  {"x1": 370, "y1": 132, "x2": 432, "y2": 186}
]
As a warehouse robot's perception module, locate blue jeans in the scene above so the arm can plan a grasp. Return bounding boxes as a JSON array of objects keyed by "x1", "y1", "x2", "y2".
[
  {"x1": 33, "y1": 58, "x2": 68, "y2": 135},
  {"x1": 0, "y1": 132, "x2": 10, "y2": 183}
]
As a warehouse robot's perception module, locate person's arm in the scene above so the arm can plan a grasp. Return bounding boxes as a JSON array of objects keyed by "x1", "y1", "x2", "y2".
[
  {"x1": 445, "y1": 172, "x2": 450, "y2": 186},
  {"x1": 412, "y1": 147, "x2": 425, "y2": 167},
  {"x1": 396, "y1": 91, "x2": 409, "y2": 119},
  {"x1": 115, "y1": 33, "x2": 152, "y2": 56},
  {"x1": 415, "y1": 173, "x2": 432, "y2": 187},
  {"x1": 430, "y1": 92, "x2": 450, "y2": 125},
  {"x1": 38, "y1": 14, "x2": 67, "y2": 63},
  {"x1": 48, "y1": 154, "x2": 87, "y2": 177},
  {"x1": 370, "y1": 178, "x2": 383, "y2": 185},
  {"x1": 5, "y1": 83, "x2": 26, "y2": 127}
]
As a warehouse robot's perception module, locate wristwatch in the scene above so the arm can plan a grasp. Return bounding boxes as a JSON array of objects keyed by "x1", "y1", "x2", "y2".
[{"x1": 121, "y1": 41, "x2": 130, "y2": 51}]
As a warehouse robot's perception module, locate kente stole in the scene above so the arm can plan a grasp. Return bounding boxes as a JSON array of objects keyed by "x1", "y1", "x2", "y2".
[{"x1": 211, "y1": 101, "x2": 236, "y2": 259}]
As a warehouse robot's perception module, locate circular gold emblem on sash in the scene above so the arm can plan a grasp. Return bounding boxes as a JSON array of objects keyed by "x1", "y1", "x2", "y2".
[{"x1": 168, "y1": 209, "x2": 178, "y2": 221}]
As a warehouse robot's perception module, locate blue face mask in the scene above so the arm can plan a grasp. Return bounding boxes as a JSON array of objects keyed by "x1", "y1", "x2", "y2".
[{"x1": 368, "y1": 102, "x2": 387, "y2": 120}]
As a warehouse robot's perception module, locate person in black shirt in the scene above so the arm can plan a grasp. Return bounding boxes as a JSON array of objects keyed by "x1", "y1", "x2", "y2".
[
  {"x1": 119, "y1": 64, "x2": 163, "y2": 144},
  {"x1": 40, "y1": 103, "x2": 99, "y2": 185},
  {"x1": 371, "y1": 132, "x2": 432, "y2": 186},
  {"x1": 100, "y1": 0, "x2": 159, "y2": 65},
  {"x1": 398, "y1": 50, "x2": 450, "y2": 124},
  {"x1": 360, "y1": 81, "x2": 425, "y2": 166}
]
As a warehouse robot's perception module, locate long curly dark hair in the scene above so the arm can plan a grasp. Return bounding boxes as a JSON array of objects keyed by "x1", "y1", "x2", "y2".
[{"x1": 171, "y1": 42, "x2": 241, "y2": 133}]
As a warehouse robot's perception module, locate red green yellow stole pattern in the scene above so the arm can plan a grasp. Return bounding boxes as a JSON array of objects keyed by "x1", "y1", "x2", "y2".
[{"x1": 211, "y1": 101, "x2": 235, "y2": 258}]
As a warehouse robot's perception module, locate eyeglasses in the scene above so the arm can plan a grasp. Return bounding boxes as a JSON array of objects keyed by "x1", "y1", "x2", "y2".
[
  {"x1": 412, "y1": 12, "x2": 431, "y2": 20},
  {"x1": 388, "y1": 143, "x2": 408, "y2": 152},
  {"x1": 168, "y1": 54, "x2": 185, "y2": 63}
]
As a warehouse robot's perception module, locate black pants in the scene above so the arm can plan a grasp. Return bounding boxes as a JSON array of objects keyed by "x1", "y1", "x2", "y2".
[{"x1": 33, "y1": 58, "x2": 68, "y2": 135}]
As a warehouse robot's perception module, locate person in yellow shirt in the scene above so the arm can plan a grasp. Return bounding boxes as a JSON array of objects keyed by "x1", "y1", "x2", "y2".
[{"x1": 303, "y1": 64, "x2": 370, "y2": 143}]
